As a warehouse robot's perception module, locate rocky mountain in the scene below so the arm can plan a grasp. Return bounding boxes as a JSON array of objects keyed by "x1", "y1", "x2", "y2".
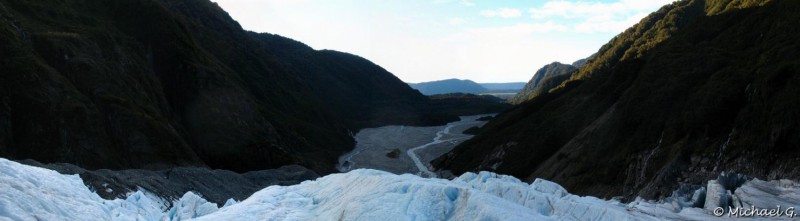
[
  {"x1": 435, "y1": 0, "x2": 799, "y2": 201},
  {"x1": 409, "y1": 79, "x2": 489, "y2": 95},
  {"x1": 0, "y1": 0, "x2": 474, "y2": 175},
  {"x1": 509, "y1": 62, "x2": 578, "y2": 104}
]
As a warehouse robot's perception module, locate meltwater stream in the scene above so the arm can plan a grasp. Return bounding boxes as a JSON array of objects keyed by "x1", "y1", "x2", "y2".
[
  {"x1": 337, "y1": 114, "x2": 493, "y2": 177},
  {"x1": 407, "y1": 122, "x2": 465, "y2": 177}
]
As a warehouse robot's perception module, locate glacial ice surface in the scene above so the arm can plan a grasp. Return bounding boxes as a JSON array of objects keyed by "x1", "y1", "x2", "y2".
[
  {"x1": 0, "y1": 158, "x2": 168, "y2": 221},
  {"x1": 1, "y1": 158, "x2": 799, "y2": 221}
]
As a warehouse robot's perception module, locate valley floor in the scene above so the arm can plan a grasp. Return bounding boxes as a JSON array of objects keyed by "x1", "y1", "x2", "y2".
[{"x1": 337, "y1": 115, "x2": 491, "y2": 177}]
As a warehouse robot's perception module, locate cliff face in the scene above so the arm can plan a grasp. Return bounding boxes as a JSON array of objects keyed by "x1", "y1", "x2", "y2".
[
  {"x1": 435, "y1": 0, "x2": 800, "y2": 200},
  {"x1": 0, "y1": 0, "x2": 457, "y2": 174}
]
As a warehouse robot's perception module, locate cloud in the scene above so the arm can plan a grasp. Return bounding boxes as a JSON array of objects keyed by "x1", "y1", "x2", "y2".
[
  {"x1": 528, "y1": 0, "x2": 674, "y2": 33},
  {"x1": 480, "y1": 8, "x2": 523, "y2": 18},
  {"x1": 479, "y1": 22, "x2": 568, "y2": 34}
]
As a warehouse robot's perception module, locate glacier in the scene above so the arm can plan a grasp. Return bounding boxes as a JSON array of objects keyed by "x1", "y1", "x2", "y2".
[{"x1": 0, "y1": 158, "x2": 798, "y2": 221}]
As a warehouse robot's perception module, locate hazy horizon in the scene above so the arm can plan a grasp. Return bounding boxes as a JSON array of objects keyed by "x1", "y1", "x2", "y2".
[{"x1": 212, "y1": 0, "x2": 673, "y2": 83}]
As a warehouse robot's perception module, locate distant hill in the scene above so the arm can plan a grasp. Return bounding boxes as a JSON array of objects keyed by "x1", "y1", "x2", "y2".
[
  {"x1": 409, "y1": 79, "x2": 489, "y2": 95},
  {"x1": 479, "y1": 82, "x2": 526, "y2": 93},
  {"x1": 409, "y1": 79, "x2": 527, "y2": 95}
]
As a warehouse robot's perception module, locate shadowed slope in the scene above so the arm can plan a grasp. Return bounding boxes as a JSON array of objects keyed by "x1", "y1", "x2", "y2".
[{"x1": 0, "y1": 0, "x2": 467, "y2": 174}]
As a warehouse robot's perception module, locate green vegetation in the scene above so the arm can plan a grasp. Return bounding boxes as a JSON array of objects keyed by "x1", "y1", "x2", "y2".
[{"x1": 436, "y1": 0, "x2": 799, "y2": 201}]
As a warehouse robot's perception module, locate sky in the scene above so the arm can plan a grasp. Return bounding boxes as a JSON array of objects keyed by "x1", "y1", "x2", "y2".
[{"x1": 211, "y1": 0, "x2": 674, "y2": 83}]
